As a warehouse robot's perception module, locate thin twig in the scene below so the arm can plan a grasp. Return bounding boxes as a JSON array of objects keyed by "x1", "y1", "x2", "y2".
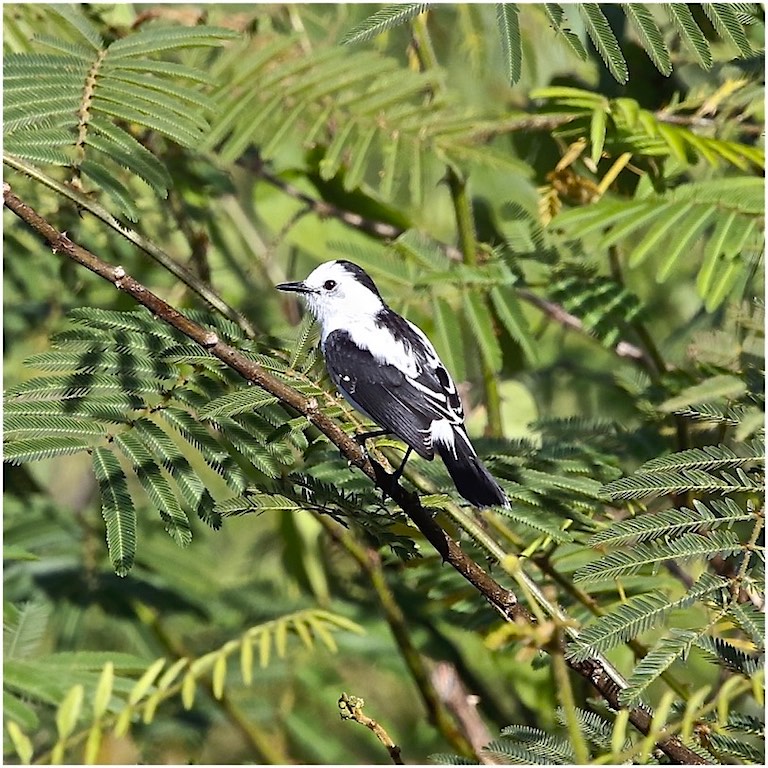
[
  {"x1": 338, "y1": 692, "x2": 404, "y2": 765},
  {"x1": 3, "y1": 183, "x2": 710, "y2": 766}
]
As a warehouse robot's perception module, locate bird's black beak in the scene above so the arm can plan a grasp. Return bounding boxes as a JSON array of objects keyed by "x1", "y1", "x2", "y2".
[{"x1": 276, "y1": 281, "x2": 311, "y2": 294}]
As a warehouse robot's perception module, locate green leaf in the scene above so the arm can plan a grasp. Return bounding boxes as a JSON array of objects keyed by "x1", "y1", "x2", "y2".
[
  {"x1": 655, "y1": 204, "x2": 716, "y2": 281},
  {"x1": 33, "y1": 35, "x2": 95, "y2": 62},
  {"x1": 91, "y1": 98, "x2": 203, "y2": 148},
  {"x1": 80, "y1": 159, "x2": 140, "y2": 221},
  {"x1": 463, "y1": 290, "x2": 502, "y2": 372},
  {"x1": 543, "y1": 4, "x2": 589, "y2": 60},
  {"x1": 91, "y1": 447, "x2": 137, "y2": 576},
  {"x1": 492, "y1": 725, "x2": 575, "y2": 764},
  {"x1": 128, "y1": 658, "x2": 166, "y2": 705},
  {"x1": 490, "y1": 287, "x2": 538, "y2": 364},
  {"x1": 6, "y1": 720, "x2": 34, "y2": 765},
  {"x1": 659, "y1": 375, "x2": 747, "y2": 413},
  {"x1": 84, "y1": 129, "x2": 170, "y2": 196},
  {"x1": 47, "y1": 4, "x2": 104, "y2": 50},
  {"x1": 589, "y1": 106, "x2": 607, "y2": 164},
  {"x1": 664, "y1": 3, "x2": 713, "y2": 69},
  {"x1": 92, "y1": 662, "x2": 114, "y2": 719},
  {"x1": 637, "y1": 443, "x2": 762, "y2": 473},
  {"x1": 589, "y1": 499, "x2": 751, "y2": 547},
  {"x1": 568, "y1": 573, "x2": 728, "y2": 660},
  {"x1": 496, "y1": 4, "x2": 522, "y2": 84},
  {"x1": 574, "y1": 532, "x2": 744, "y2": 582},
  {"x1": 578, "y1": 4, "x2": 629, "y2": 84},
  {"x1": 106, "y1": 25, "x2": 239, "y2": 59},
  {"x1": 627, "y1": 201, "x2": 695, "y2": 267},
  {"x1": 604, "y1": 468, "x2": 760, "y2": 499},
  {"x1": 431, "y1": 295, "x2": 467, "y2": 382},
  {"x1": 727, "y1": 602, "x2": 765, "y2": 648},
  {"x1": 622, "y1": 4, "x2": 672, "y2": 75},
  {"x1": 340, "y1": 4, "x2": 430, "y2": 45},
  {"x1": 3, "y1": 436, "x2": 94, "y2": 464},
  {"x1": 114, "y1": 431, "x2": 192, "y2": 547},
  {"x1": 55, "y1": 684, "x2": 84, "y2": 740},
  {"x1": 620, "y1": 629, "x2": 699, "y2": 706},
  {"x1": 702, "y1": 3, "x2": 754, "y2": 58},
  {"x1": 199, "y1": 387, "x2": 280, "y2": 419}
]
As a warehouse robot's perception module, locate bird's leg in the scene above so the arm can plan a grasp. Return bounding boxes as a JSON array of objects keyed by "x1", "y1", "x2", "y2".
[
  {"x1": 379, "y1": 446, "x2": 413, "y2": 504},
  {"x1": 391, "y1": 446, "x2": 413, "y2": 485},
  {"x1": 354, "y1": 428, "x2": 390, "y2": 458},
  {"x1": 355, "y1": 428, "x2": 390, "y2": 444}
]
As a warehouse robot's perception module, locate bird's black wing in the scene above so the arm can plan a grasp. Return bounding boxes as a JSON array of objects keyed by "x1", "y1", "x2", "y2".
[{"x1": 323, "y1": 330, "x2": 449, "y2": 459}]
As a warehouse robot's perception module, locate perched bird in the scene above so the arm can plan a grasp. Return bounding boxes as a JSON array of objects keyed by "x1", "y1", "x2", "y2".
[{"x1": 277, "y1": 260, "x2": 508, "y2": 508}]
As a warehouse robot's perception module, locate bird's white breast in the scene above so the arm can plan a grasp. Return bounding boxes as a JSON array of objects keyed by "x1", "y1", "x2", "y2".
[{"x1": 320, "y1": 312, "x2": 420, "y2": 378}]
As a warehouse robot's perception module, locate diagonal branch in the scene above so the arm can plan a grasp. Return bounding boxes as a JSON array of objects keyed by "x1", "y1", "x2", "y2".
[{"x1": 3, "y1": 183, "x2": 709, "y2": 766}]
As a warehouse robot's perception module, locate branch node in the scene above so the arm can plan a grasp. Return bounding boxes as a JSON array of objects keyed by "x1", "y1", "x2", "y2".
[{"x1": 202, "y1": 331, "x2": 220, "y2": 348}]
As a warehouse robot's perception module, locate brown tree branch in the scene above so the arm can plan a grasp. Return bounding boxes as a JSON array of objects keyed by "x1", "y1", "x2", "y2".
[{"x1": 3, "y1": 183, "x2": 709, "y2": 765}]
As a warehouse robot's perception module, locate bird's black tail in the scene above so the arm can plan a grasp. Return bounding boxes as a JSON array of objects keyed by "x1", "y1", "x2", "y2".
[{"x1": 434, "y1": 425, "x2": 508, "y2": 508}]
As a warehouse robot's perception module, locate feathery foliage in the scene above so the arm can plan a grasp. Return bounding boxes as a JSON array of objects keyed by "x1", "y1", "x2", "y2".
[
  {"x1": 4, "y1": 4, "x2": 237, "y2": 220},
  {"x1": 340, "y1": 3, "x2": 761, "y2": 82},
  {"x1": 4, "y1": 3, "x2": 764, "y2": 764}
]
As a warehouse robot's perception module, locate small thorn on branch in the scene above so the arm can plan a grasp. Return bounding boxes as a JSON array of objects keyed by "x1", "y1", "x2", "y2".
[{"x1": 338, "y1": 692, "x2": 404, "y2": 765}]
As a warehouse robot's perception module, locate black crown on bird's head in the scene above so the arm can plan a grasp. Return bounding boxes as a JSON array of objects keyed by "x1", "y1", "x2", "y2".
[{"x1": 333, "y1": 260, "x2": 382, "y2": 299}]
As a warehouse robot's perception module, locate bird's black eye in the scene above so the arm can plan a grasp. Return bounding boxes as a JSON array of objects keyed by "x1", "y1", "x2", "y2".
[{"x1": 323, "y1": 280, "x2": 337, "y2": 290}]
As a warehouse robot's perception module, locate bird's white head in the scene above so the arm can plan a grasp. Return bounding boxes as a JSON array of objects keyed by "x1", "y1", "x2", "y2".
[{"x1": 276, "y1": 260, "x2": 385, "y2": 335}]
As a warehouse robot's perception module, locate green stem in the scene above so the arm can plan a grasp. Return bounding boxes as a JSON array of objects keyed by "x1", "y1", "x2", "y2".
[
  {"x1": 411, "y1": 11, "x2": 439, "y2": 72},
  {"x1": 551, "y1": 635, "x2": 591, "y2": 764},
  {"x1": 411, "y1": 13, "x2": 503, "y2": 438},
  {"x1": 446, "y1": 168, "x2": 478, "y2": 268},
  {"x1": 446, "y1": 168, "x2": 504, "y2": 437}
]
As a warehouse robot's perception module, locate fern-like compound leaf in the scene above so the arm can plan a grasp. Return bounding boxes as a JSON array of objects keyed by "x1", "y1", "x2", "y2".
[
  {"x1": 620, "y1": 628, "x2": 700, "y2": 706},
  {"x1": 578, "y1": 4, "x2": 629, "y2": 84},
  {"x1": 604, "y1": 467, "x2": 761, "y2": 499},
  {"x1": 568, "y1": 573, "x2": 729, "y2": 660},
  {"x1": 575, "y1": 531, "x2": 744, "y2": 582},
  {"x1": 494, "y1": 724, "x2": 576, "y2": 764},
  {"x1": 200, "y1": 387, "x2": 280, "y2": 419},
  {"x1": 114, "y1": 431, "x2": 192, "y2": 547},
  {"x1": 543, "y1": 4, "x2": 589, "y2": 60},
  {"x1": 589, "y1": 498, "x2": 752, "y2": 547},
  {"x1": 91, "y1": 447, "x2": 137, "y2": 577},
  {"x1": 4, "y1": 6, "x2": 235, "y2": 219},
  {"x1": 340, "y1": 3, "x2": 430, "y2": 45},
  {"x1": 622, "y1": 4, "x2": 672, "y2": 75},
  {"x1": 496, "y1": 4, "x2": 522, "y2": 84},
  {"x1": 702, "y1": 3, "x2": 755, "y2": 58},
  {"x1": 664, "y1": 3, "x2": 713, "y2": 69},
  {"x1": 693, "y1": 634, "x2": 762, "y2": 676}
]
